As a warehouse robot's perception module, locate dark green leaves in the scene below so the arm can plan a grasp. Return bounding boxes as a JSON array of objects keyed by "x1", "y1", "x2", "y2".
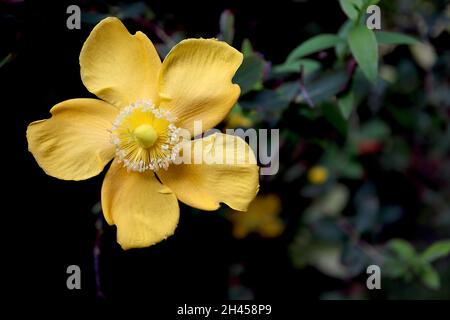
[
  {"x1": 384, "y1": 239, "x2": 450, "y2": 289},
  {"x1": 348, "y1": 25, "x2": 378, "y2": 83},
  {"x1": 302, "y1": 70, "x2": 349, "y2": 105},
  {"x1": 421, "y1": 240, "x2": 450, "y2": 263},
  {"x1": 286, "y1": 34, "x2": 344, "y2": 62},
  {"x1": 337, "y1": 91, "x2": 354, "y2": 119},
  {"x1": 81, "y1": 2, "x2": 154, "y2": 24},
  {"x1": 421, "y1": 264, "x2": 440, "y2": 290},
  {"x1": 387, "y1": 239, "x2": 416, "y2": 261},
  {"x1": 240, "y1": 89, "x2": 289, "y2": 112},
  {"x1": 375, "y1": 31, "x2": 420, "y2": 45},
  {"x1": 339, "y1": 0, "x2": 363, "y2": 20},
  {"x1": 232, "y1": 27, "x2": 267, "y2": 95},
  {"x1": 322, "y1": 103, "x2": 348, "y2": 136},
  {"x1": 272, "y1": 59, "x2": 321, "y2": 76},
  {"x1": 233, "y1": 54, "x2": 266, "y2": 95}
]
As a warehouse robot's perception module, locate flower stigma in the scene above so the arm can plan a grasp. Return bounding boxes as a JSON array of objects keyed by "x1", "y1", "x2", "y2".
[{"x1": 133, "y1": 124, "x2": 158, "y2": 148}]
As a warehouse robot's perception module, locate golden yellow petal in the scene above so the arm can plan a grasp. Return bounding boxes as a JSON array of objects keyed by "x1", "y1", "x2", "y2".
[
  {"x1": 26, "y1": 98, "x2": 118, "y2": 181},
  {"x1": 157, "y1": 133, "x2": 259, "y2": 211},
  {"x1": 80, "y1": 17, "x2": 161, "y2": 108},
  {"x1": 158, "y1": 39, "x2": 243, "y2": 135},
  {"x1": 101, "y1": 160, "x2": 179, "y2": 249}
]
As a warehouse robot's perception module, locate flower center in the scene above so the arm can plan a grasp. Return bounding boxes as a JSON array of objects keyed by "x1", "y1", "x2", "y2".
[
  {"x1": 110, "y1": 100, "x2": 186, "y2": 172},
  {"x1": 133, "y1": 124, "x2": 157, "y2": 148}
]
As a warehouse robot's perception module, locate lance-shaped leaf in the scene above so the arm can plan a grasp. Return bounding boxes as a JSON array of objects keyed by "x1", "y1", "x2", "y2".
[
  {"x1": 348, "y1": 25, "x2": 378, "y2": 83},
  {"x1": 337, "y1": 91, "x2": 354, "y2": 119},
  {"x1": 339, "y1": 0, "x2": 363, "y2": 20},
  {"x1": 375, "y1": 31, "x2": 420, "y2": 45},
  {"x1": 420, "y1": 263, "x2": 440, "y2": 290},
  {"x1": 287, "y1": 34, "x2": 344, "y2": 62},
  {"x1": 219, "y1": 10, "x2": 235, "y2": 44},
  {"x1": 272, "y1": 59, "x2": 321, "y2": 76},
  {"x1": 300, "y1": 70, "x2": 349, "y2": 104},
  {"x1": 421, "y1": 240, "x2": 450, "y2": 263}
]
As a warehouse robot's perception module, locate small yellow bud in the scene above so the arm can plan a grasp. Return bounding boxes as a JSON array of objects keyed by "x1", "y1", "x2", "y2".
[{"x1": 307, "y1": 166, "x2": 329, "y2": 185}]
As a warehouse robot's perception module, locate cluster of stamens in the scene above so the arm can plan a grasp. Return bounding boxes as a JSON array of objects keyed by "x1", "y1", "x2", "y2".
[{"x1": 110, "y1": 100, "x2": 185, "y2": 172}]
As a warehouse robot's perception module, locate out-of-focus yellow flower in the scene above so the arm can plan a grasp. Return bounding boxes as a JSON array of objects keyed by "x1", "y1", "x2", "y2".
[
  {"x1": 225, "y1": 105, "x2": 254, "y2": 128},
  {"x1": 226, "y1": 112, "x2": 254, "y2": 128},
  {"x1": 26, "y1": 17, "x2": 259, "y2": 249},
  {"x1": 228, "y1": 194, "x2": 284, "y2": 239},
  {"x1": 307, "y1": 165, "x2": 329, "y2": 185},
  {"x1": 379, "y1": 65, "x2": 397, "y2": 83},
  {"x1": 410, "y1": 42, "x2": 436, "y2": 70}
]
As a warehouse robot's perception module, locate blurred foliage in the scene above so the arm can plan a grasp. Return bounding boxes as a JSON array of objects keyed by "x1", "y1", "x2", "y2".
[{"x1": 220, "y1": 0, "x2": 450, "y2": 299}]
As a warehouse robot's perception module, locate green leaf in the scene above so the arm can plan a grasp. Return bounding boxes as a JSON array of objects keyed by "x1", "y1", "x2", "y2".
[
  {"x1": 272, "y1": 59, "x2": 321, "y2": 76},
  {"x1": 304, "y1": 184, "x2": 350, "y2": 222},
  {"x1": 339, "y1": 0, "x2": 362, "y2": 20},
  {"x1": 354, "y1": 183, "x2": 379, "y2": 234},
  {"x1": 233, "y1": 54, "x2": 266, "y2": 95},
  {"x1": 379, "y1": 206, "x2": 403, "y2": 224},
  {"x1": 91, "y1": 201, "x2": 102, "y2": 215},
  {"x1": 358, "y1": 120, "x2": 391, "y2": 140},
  {"x1": 287, "y1": 34, "x2": 344, "y2": 62},
  {"x1": 322, "y1": 144, "x2": 363, "y2": 179},
  {"x1": 348, "y1": 25, "x2": 378, "y2": 83},
  {"x1": 117, "y1": 2, "x2": 152, "y2": 20},
  {"x1": 308, "y1": 245, "x2": 350, "y2": 279},
  {"x1": 241, "y1": 38, "x2": 254, "y2": 56},
  {"x1": 341, "y1": 242, "x2": 368, "y2": 276},
  {"x1": 240, "y1": 89, "x2": 289, "y2": 111},
  {"x1": 276, "y1": 81, "x2": 300, "y2": 102},
  {"x1": 322, "y1": 103, "x2": 348, "y2": 136},
  {"x1": 421, "y1": 240, "x2": 450, "y2": 263},
  {"x1": 0, "y1": 53, "x2": 14, "y2": 68},
  {"x1": 219, "y1": 10, "x2": 235, "y2": 44},
  {"x1": 312, "y1": 218, "x2": 346, "y2": 243},
  {"x1": 335, "y1": 20, "x2": 353, "y2": 60},
  {"x1": 420, "y1": 264, "x2": 440, "y2": 290},
  {"x1": 81, "y1": 12, "x2": 109, "y2": 24},
  {"x1": 353, "y1": 0, "x2": 364, "y2": 8},
  {"x1": 340, "y1": 161, "x2": 363, "y2": 179},
  {"x1": 383, "y1": 257, "x2": 409, "y2": 278},
  {"x1": 375, "y1": 31, "x2": 420, "y2": 45},
  {"x1": 387, "y1": 239, "x2": 416, "y2": 261},
  {"x1": 301, "y1": 70, "x2": 349, "y2": 104},
  {"x1": 337, "y1": 91, "x2": 354, "y2": 119}
]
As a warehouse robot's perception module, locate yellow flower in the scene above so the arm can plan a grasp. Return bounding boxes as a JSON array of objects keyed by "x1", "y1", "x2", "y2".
[
  {"x1": 26, "y1": 17, "x2": 259, "y2": 249},
  {"x1": 226, "y1": 112, "x2": 254, "y2": 128},
  {"x1": 225, "y1": 104, "x2": 254, "y2": 128},
  {"x1": 307, "y1": 165, "x2": 328, "y2": 185},
  {"x1": 228, "y1": 194, "x2": 284, "y2": 239}
]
